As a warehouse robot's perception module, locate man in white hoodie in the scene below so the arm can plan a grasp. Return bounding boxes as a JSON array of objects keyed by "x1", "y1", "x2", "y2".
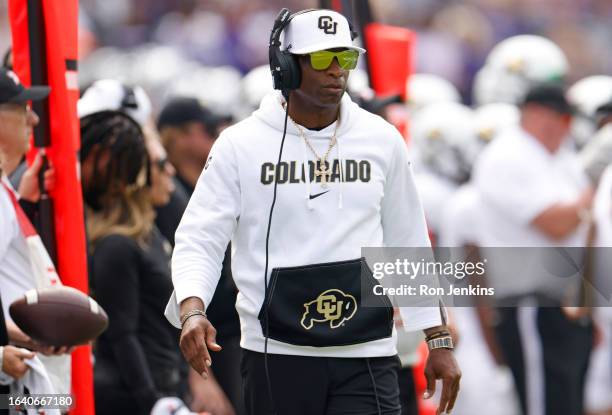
[{"x1": 167, "y1": 9, "x2": 460, "y2": 415}]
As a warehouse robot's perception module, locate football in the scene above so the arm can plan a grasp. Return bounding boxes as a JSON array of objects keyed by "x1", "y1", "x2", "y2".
[{"x1": 9, "y1": 286, "x2": 108, "y2": 347}]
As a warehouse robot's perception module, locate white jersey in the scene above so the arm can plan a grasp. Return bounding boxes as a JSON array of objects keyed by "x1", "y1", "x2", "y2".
[
  {"x1": 166, "y1": 91, "x2": 442, "y2": 358},
  {"x1": 0, "y1": 176, "x2": 71, "y2": 395},
  {"x1": 592, "y1": 165, "x2": 612, "y2": 310},
  {"x1": 473, "y1": 126, "x2": 589, "y2": 247},
  {"x1": 472, "y1": 126, "x2": 589, "y2": 299},
  {"x1": 0, "y1": 176, "x2": 35, "y2": 319},
  {"x1": 414, "y1": 169, "x2": 458, "y2": 240},
  {"x1": 438, "y1": 183, "x2": 482, "y2": 247},
  {"x1": 435, "y1": 182, "x2": 520, "y2": 414},
  {"x1": 586, "y1": 168, "x2": 612, "y2": 412}
]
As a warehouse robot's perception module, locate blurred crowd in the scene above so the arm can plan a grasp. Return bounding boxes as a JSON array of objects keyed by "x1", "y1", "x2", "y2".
[
  {"x1": 2, "y1": 0, "x2": 611, "y2": 113},
  {"x1": 1, "y1": 1, "x2": 612, "y2": 415}
]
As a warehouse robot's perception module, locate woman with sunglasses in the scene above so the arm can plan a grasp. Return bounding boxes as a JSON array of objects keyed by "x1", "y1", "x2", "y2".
[
  {"x1": 168, "y1": 9, "x2": 460, "y2": 415},
  {"x1": 80, "y1": 110, "x2": 190, "y2": 415}
]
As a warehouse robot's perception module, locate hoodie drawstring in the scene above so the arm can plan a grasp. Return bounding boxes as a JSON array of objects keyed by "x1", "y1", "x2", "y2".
[
  {"x1": 301, "y1": 135, "x2": 314, "y2": 210},
  {"x1": 336, "y1": 135, "x2": 344, "y2": 210}
]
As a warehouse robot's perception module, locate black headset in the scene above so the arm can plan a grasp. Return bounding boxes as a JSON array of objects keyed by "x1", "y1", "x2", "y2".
[
  {"x1": 268, "y1": 8, "x2": 311, "y2": 98},
  {"x1": 268, "y1": 8, "x2": 358, "y2": 99}
]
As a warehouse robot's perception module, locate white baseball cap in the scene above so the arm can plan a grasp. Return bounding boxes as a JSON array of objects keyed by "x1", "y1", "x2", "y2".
[
  {"x1": 78, "y1": 79, "x2": 152, "y2": 126},
  {"x1": 281, "y1": 9, "x2": 366, "y2": 55}
]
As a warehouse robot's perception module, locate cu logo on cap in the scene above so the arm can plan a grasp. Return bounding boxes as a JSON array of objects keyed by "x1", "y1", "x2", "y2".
[{"x1": 318, "y1": 16, "x2": 338, "y2": 35}]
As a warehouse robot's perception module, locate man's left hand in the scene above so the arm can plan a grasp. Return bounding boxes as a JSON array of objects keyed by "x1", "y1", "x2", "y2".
[
  {"x1": 18, "y1": 152, "x2": 55, "y2": 202},
  {"x1": 423, "y1": 348, "x2": 461, "y2": 415}
]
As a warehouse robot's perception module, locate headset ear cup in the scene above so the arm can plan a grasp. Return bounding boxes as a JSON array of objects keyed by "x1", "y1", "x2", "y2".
[
  {"x1": 270, "y1": 48, "x2": 284, "y2": 90},
  {"x1": 274, "y1": 51, "x2": 301, "y2": 92},
  {"x1": 283, "y1": 52, "x2": 301, "y2": 90}
]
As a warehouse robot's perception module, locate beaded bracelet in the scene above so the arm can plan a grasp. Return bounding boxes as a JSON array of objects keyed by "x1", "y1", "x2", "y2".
[{"x1": 425, "y1": 330, "x2": 451, "y2": 342}]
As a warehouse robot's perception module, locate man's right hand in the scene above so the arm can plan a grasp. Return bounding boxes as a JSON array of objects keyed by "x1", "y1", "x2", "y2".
[
  {"x1": 2, "y1": 346, "x2": 35, "y2": 379},
  {"x1": 179, "y1": 297, "x2": 222, "y2": 379}
]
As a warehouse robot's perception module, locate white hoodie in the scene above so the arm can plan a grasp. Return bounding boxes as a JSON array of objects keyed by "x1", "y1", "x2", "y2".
[{"x1": 165, "y1": 91, "x2": 442, "y2": 357}]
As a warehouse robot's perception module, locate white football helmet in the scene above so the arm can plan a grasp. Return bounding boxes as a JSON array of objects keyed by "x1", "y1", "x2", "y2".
[
  {"x1": 473, "y1": 35, "x2": 568, "y2": 106},
  {"x1": 411, "y1": 101, "x2": 476, "y2": 183},
  {"x1": 241, "y1": 64, "x2": 274, "y2": 112},
  {"x1": 405, "y1": 73, "x2": 461, "y2": 114},
  {"x1": 473, "y1": 103, "x2": 520, "y2": 143},
  {"x1": 346, "y1": 67, "x2": 371, "y2": 97},
  {"x1": 168, "y1": 65, "x2": 242, "y2": 118},
  {"x1": 567, "y1": 75, "x2": 612, "y2": 148}
]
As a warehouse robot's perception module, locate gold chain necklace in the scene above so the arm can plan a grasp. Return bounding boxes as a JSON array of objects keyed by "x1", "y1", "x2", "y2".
[{"x1": 284, "y1": 104, "x2": 340, "y2": 188}]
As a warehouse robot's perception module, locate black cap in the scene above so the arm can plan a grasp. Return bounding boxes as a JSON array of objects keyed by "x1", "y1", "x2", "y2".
[
  {"x1": 0, "y1": 68, "x2": 50, "y2": 104},
  {"x1": 521, "y1": 83, "x2": 574, "y2": 114},
  {"x1": 157, "y1": 97, "x2": 231, "y2": 134}
]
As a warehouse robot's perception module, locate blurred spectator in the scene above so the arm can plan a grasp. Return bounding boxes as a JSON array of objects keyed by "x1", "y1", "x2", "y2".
[
  {"x1": 78, "y1": 78, "x2": 185, "y2": 246},
  {"x1": 436, "y1": 102, "x2": 521, "y2": 415},
  {"x1": 80, "y1": 110, "x2": 185, "y2": 415},
  {"x1": 579, "y1": 104, "x2": 612, "y2": 187},
  {"x1": 157, "y1": 97, "x2": 228, "y2": 194},
  {"x1": 0, "y1": 68, "x2": 70, "y2": 396},
  {"x1": 0, "y1": 69, "x2": 52, "y2": 199},
  {"x1": 588, "y1": 125, "x2": 612, "y2": 415},
  {"x1": 239, "y1": 64, "x2": 274, "y2": 118},
  {"x1": 157, "y1": 97, "x2": 243, "y2": 415},
  {"x1": 567, "y1": 75, "x2": 612, "y2": 150},
  {"x1": 144, "y1": 125, "x2": 176, "y2": 207},
  {"x1": 472, "y1": 83, "x2": 594, "y2": 415},
  {"x1": 472, "y1": 35, "x2": 568, "y2": 107},
  {"x1": 153, "y1": 8, "x2": 230, "y2": 66},
  {"x1": 79, "y1": 79, "x2": 233, "y2": 414},
  {"x1": 411, "y1": 101, "x2": 476, "y2": 238},
  {"x1": 62, "y1": 0, "x2": 612, "y2": 116},
  {"x1": 405, "y1": 73, "x2": 461, "y2": 115}
]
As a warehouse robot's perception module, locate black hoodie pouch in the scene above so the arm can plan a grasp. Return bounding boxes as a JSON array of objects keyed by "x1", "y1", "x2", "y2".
[{"x1": 258, "y1": 257, "x2": 393, "y2": 347}]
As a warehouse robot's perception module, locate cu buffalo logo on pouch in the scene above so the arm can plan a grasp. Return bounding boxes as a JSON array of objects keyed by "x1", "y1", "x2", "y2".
[
  {"x1": 318, "y1": 16, "x2": 338, "y2": 35},
  {"x1": 301, "y1": 289, "x2": 357, "y2": 330}
]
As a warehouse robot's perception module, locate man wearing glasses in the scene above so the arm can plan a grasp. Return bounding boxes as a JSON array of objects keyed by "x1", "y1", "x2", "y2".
[{"x1": 168, "y1": 9, "x2": 460, "y2": 415}]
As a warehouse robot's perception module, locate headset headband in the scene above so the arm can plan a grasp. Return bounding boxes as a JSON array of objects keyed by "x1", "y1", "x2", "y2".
[{"x1": 269, "y1": 8, "x2": 319, "y2": 51}]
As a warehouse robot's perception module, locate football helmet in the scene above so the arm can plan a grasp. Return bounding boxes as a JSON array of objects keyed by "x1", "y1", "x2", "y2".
[
  {"x1": 567, "y1": 75, "x2": 612, "y2": 148},
  {"x1": 411, "y1": 101, "x2": 476, "y2": 183},
  {"x1": 473, "y1": 35, "x2": 568, "y2": 106},
  {"x1": 406, "y1": 73, "x2": 461, "y2": 114}
]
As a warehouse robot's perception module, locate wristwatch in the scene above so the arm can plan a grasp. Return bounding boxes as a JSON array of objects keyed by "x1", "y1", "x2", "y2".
[{"x1": 427, "y1": 336, "x2": 454, "y2": 351}]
